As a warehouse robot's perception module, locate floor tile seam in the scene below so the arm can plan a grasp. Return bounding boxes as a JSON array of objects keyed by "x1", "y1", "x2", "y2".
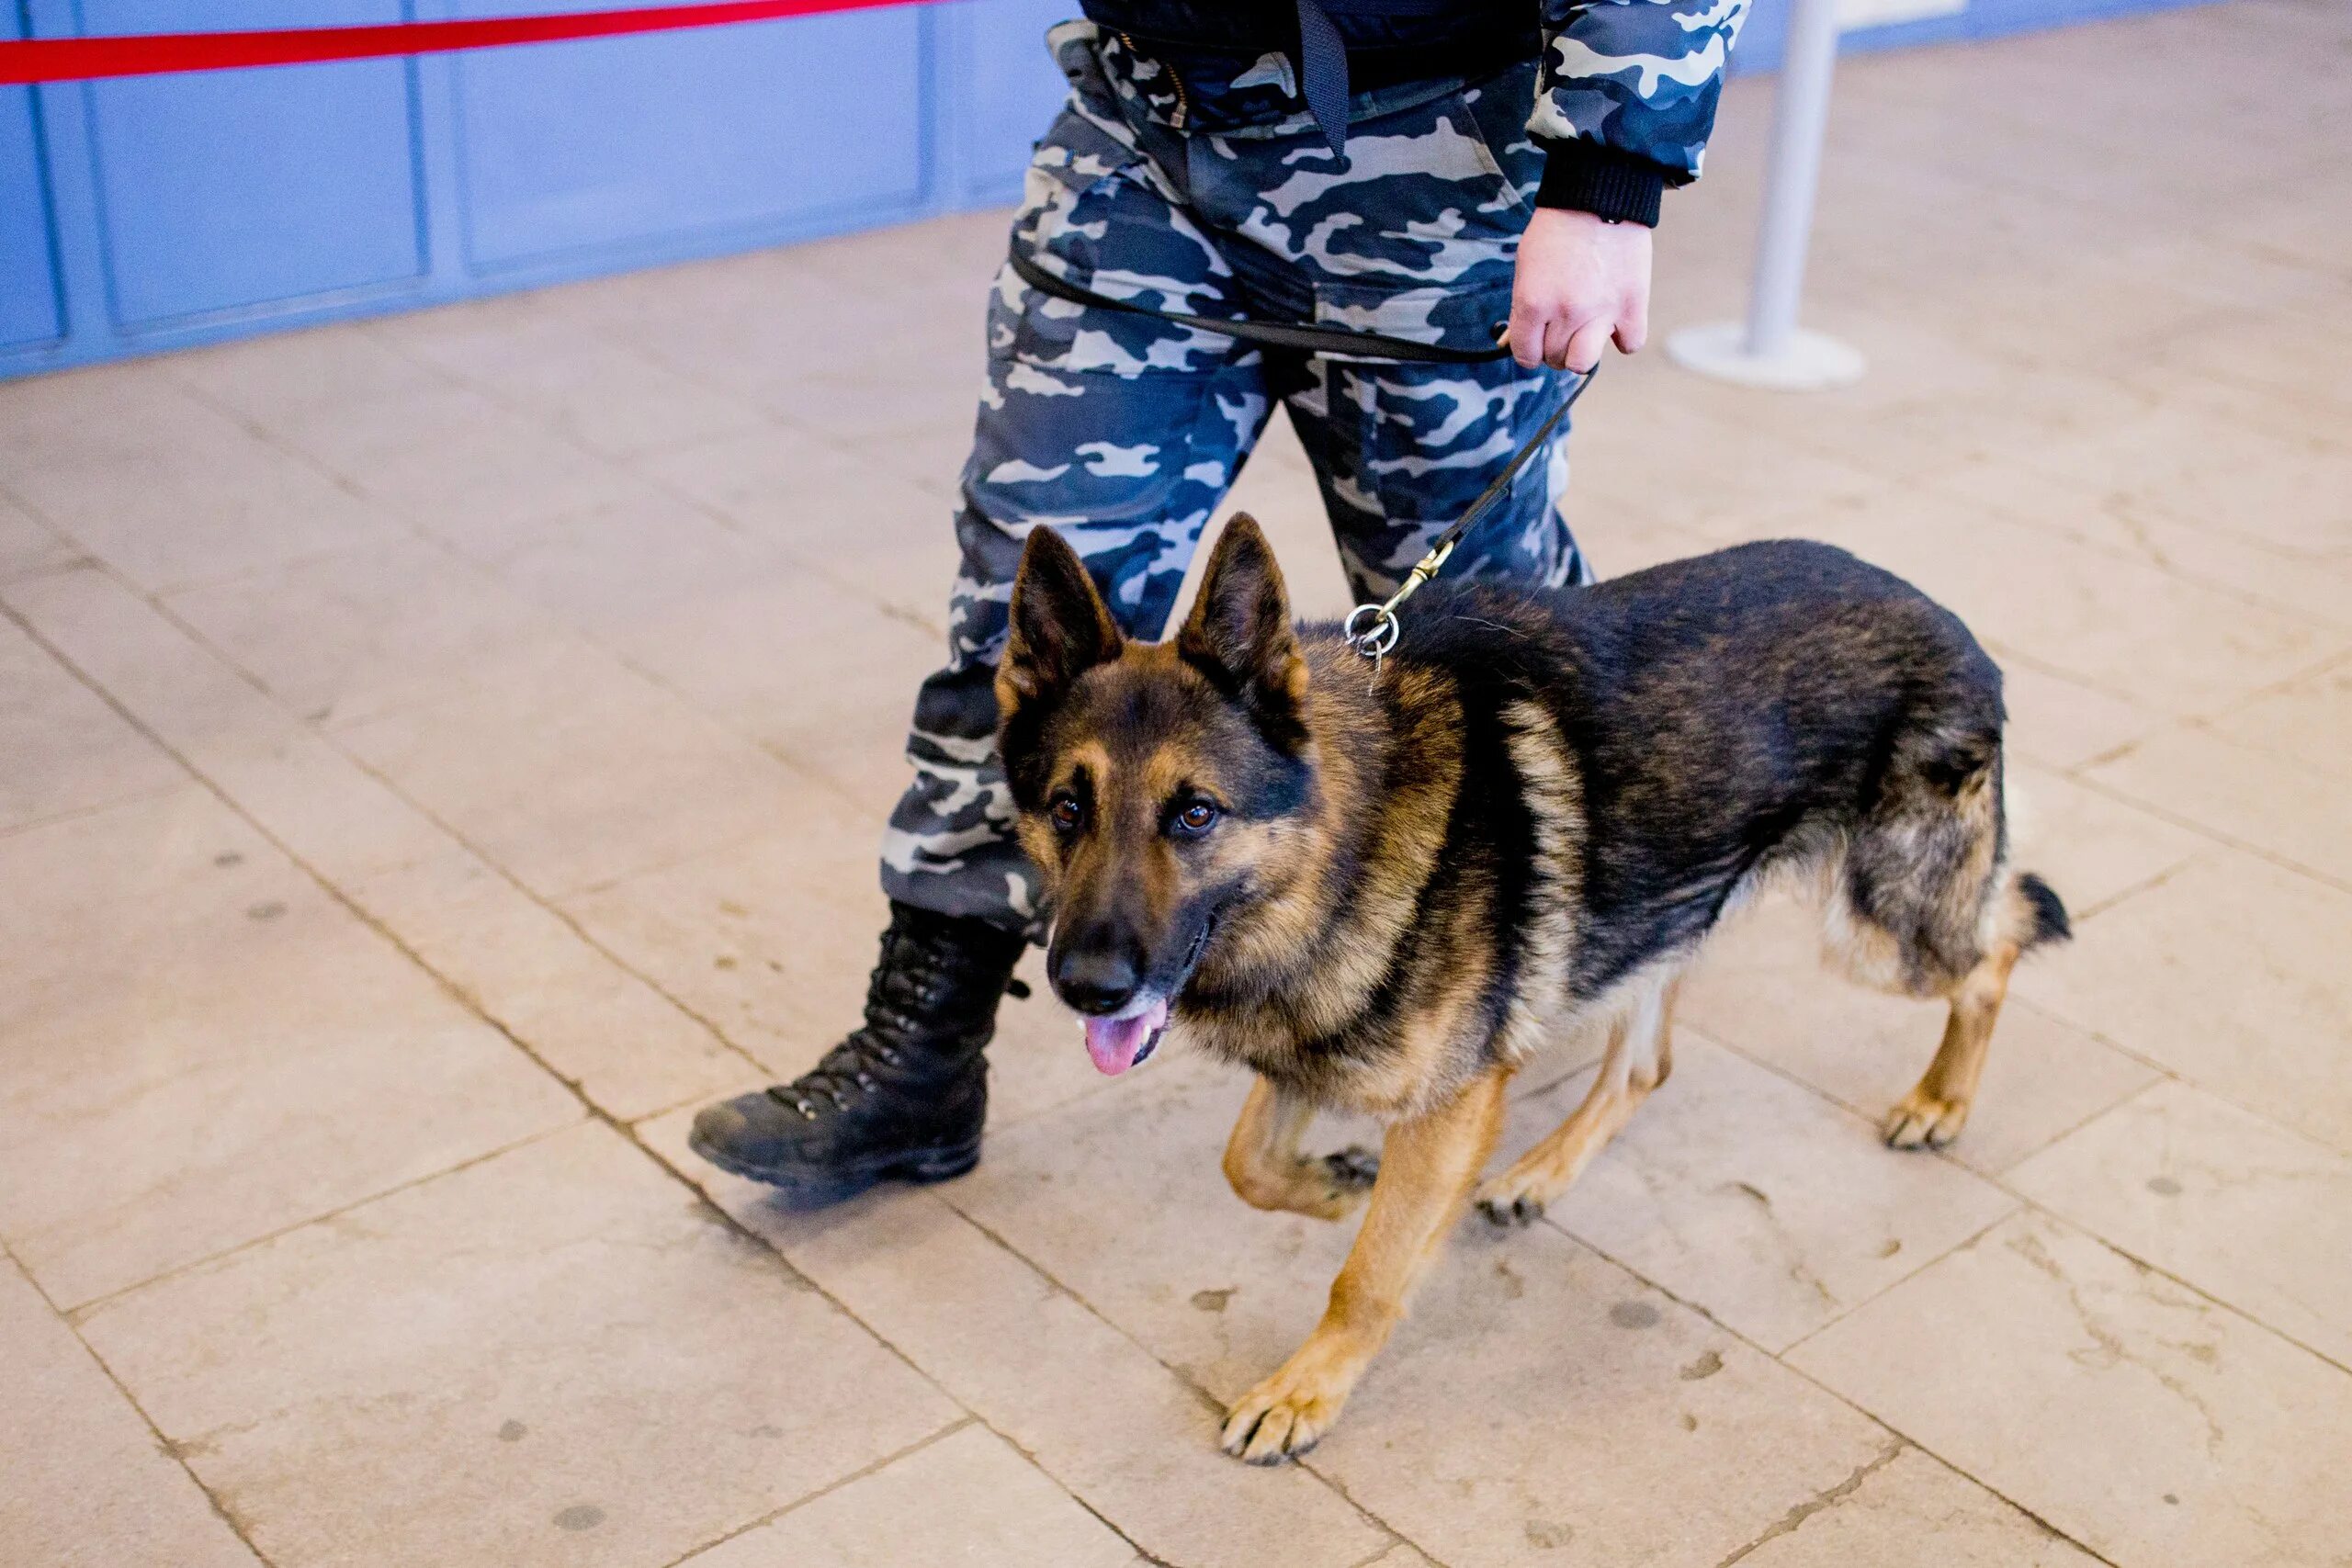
[
  {"x1": 1690, "y1": 1008, "x2": 2157, "y2": 1180},
  {"x1": 1972, "y1": 638, "x2": 2150, "y2": 716},
  {"x1": 1528, "y1": 1027, "x2": 2030, "y2": 1359},
  {"x1": 0, "y1": 473, "x2": 383, "y2": 605},
  {"x1": 961, "y1": 1409, "x2": 1232, "y2": 1568},
  {"x1": 1977, "y1": 1166, "x2": 2352, "y2": 1382},
  {"x1": 104, "y1": 576, "x2": 791, "y2": 1094},
  {"x1": 169, "y1": 324, "x2": 773, "y2": 554},
  {"x1": 646, "y1": 1415, "x2": 980, "y2": 1568},
  {"x1": 2060, "y1": 855, "x2": 2204, "y2": 925},
  {"x1": 1951, "y1": 487, "x2": 2352, "y2": 631},
  {"x1": 0, "y1": 550, "x2": 102, "y2": 590},
  {"x1": 2060, "y1": 768, "x2": 2352, "y2": 899},
  {"x1": 1774, "y1": 1165, "x2": 2352, "y2": 1384},
  {"x1": 6, "y1": 513, "x2": 988, "y2": 1222},
  {"x1": 2007, "y1": 1012, "x2": 2352, "y2": 1168},
  {"x1": 142, "y1": 372, "x2": 483, "y2": 581},
  {"x1": 0, "y1": 776, "x2": 191, "y2": 843},
  {"x1": 51, "y1": 1119, "x2": 587, "y2": 1325},
  {"x1": 607, "y1": 1131, "x2": 1170, "y2": 1561},
  {"x1": 0, "y1": 590, "x2": 801, "y2": 1336},
  {"x1": 266, "y1": 379, "x2": 946, "y2": 830},
  {"x1": 1690, "y1": 1028, "x2": 2352, "y2": 1370},
  {"x1": 0, "y1": 1231, "x2": 284, "y2": 1568},
  {"x1": 2164, "y1": 641, "x2": 2352, "y2": 735},
  {"x1": 356, "y1": 304, "x2": 893, "y2": 513},
  {"x1": 604, "y1": 405, "x2": 958, "y2": 660},
  {"x1": 931, "y1": 1193, "x2": 1420, "y2": 1555},
  {"x1": 1538, "y1": 1209, "x2": 2121, "y2": 1568}
]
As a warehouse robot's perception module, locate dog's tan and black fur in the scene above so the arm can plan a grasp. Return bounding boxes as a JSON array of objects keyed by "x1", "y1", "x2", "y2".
[{"x1": 996, "y1": 516, "x2": 2070, "y2": 1463}]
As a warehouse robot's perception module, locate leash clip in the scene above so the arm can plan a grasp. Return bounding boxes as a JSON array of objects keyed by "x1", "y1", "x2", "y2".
[
  {"x1": 1344, "y1": 536, "x2": 1453, "y2": 674},
  {"x1": 1342, "y1": 602, "x2": 1399, "y2": 671},
  {"x1": 1337, "y1": 364, "x2": 1594, "y2": 682},
  {"x1": 1345, "y1": 540, "x2": 1448, "y2": 658}
]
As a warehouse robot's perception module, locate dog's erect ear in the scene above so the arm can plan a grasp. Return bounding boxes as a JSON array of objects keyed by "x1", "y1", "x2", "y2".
[
  {"x1": 1000, "y1": 525, "x2": 1122, "y2": 716},
  {"x1": 1178, "y1": 514, "x2": 1309, "y2": 739}
]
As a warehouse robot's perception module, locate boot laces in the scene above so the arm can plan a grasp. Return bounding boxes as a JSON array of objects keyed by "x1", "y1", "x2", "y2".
[
  {"x1": 765, "y1": 916, "x2": 999, "y2": 1119},
  {"x1": 772, "y1": 1038, "x2": 889, "y2": 1119}
]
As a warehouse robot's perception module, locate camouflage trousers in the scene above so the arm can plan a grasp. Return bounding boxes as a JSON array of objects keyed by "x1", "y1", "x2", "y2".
[{"x1": 881, "y1": 23, "x2": 1590, "y2": 934}]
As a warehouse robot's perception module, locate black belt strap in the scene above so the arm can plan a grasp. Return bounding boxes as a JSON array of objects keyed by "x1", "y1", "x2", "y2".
[
  {"x1": 1007, "y1": 247, "x2": 1511, "y2": 366},
  {"x1": 1295, "y1": 0, "x2": 1350, "y2": 156}
]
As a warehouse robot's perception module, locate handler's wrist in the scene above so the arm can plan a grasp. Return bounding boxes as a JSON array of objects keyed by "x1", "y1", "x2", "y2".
[{"x1": 1532, "y1": 138, "x2": 1665, "y2": 228}]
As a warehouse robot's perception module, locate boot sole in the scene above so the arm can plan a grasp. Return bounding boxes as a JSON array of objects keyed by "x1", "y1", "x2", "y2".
[{"x1": 686, "y1": 1129, "x2": 982, "y2": 1208}]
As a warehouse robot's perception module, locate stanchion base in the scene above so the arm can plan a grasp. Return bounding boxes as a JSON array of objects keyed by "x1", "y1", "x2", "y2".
[{"x1": 1667, "y1": 321, "x2": 1866, "y2": 390}]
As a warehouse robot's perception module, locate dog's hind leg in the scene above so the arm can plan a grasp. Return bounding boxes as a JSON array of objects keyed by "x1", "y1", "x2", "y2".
[
  {"x1": 1473, "y1": 978, "x2": 1677, "y2": 1227},
  {"x1": 1882, "y1": 867, "x2": 2069, "y2": 1149},
  {"x1": 1883, "y1": 939, "x2": 2018, "y2": 1149},
  {"x1": 1223, "y1": 1077, "x2": 1380, "y2": 1222},
  {"x1": 1221, "y1": 1064, "x2": 1511, "y2": 1464}
]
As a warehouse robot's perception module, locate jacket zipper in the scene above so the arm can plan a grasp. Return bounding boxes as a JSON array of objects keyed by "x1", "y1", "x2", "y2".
[{"x1": 1116, "y1": 30, "x2": 1190, "y2": 128}]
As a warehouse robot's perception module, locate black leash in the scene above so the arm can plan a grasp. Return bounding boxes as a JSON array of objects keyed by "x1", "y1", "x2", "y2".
[
  {"x1": 1339, "y1": 365, "x2": 1591, "y2": 665},
  {"x1": 1008, "y1": 243, "x2": 1598, "y2": 670}
]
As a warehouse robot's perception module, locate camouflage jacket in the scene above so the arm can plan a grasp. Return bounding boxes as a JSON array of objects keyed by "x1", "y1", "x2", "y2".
[
  {"x1": 1532, "y1": 0, "x2": 1751, "y2": 222},
  {"x1": 1077, "y1": 0, "x2": 1751, "y2": 226}
]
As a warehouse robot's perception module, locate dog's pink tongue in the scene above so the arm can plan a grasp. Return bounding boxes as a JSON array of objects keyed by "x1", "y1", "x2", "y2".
[{"x1": 1082, "y1": 998, "x2": 1169, "y2": 1077}]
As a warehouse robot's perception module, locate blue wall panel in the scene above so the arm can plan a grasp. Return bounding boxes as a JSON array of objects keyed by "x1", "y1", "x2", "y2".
[
  {"x1": 0, "y1": 100, "x2": 61, "y2": 349},
  {"x1": 75, "y1": 0, "x2": 425, "y2": 326},
  {"x1": 956, "y1": 0, "x2": 1067, "y2": 202},
  {"x1": 1, "y1": 11, "x2": 63, "y2": 348},
  {"x1": 454, "y1": 6, "x2": 926, "y2": 268},
  {"x1": 0, "y1": 0, "x2": 2224, "y2": 378}
]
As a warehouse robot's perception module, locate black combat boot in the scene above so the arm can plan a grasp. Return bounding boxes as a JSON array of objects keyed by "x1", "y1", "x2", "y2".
[{"x1": 688, "y1": 900, "x2": 1027, "y2": 1205}]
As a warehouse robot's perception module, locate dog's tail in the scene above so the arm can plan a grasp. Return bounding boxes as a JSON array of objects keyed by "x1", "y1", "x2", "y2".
[{"x1": 2014, "y1": 872, "x2": 2072, "y2": 952}]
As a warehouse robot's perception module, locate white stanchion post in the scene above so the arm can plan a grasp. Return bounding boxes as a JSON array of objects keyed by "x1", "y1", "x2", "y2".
[{"x1": 1668, "y1": 0, "x2": 1867, "y2": 389}]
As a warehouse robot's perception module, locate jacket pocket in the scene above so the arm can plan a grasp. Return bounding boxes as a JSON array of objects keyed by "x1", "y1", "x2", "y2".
[
  {"x1": 1003, "y1": 102, "x2": 1238, "y2": 377},
  {"x1": 1453, "y1": 62, "x2": 1545, "y2": 223}
]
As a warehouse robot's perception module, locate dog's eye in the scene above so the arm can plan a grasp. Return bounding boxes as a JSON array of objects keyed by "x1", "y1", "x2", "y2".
[
  {"x1": 1048, "y1": 795, "x2": 1084, "y2": 834},
  {"x1": 1172, "y1": 800, "x2": 1220, "y2": 836}
]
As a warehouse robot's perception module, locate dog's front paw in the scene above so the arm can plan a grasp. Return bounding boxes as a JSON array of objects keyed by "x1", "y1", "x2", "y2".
[
  {"x1": 1284, "y1": 1149, "x2": 1379, "y2": 1222},
  {"x1": 1472, "y1": 1170, "x2": 1552, "y2": 1229},
  {"x1": 1320, "y1": 1145, "x2": 1379, "y2": 1191},
  {"x1": 1220, "y1": 1356, "x2": 1355, "y2": 1464},
  {"x1": 1883, "y1": 1089, "x2": 1970, "y2": 1149}
]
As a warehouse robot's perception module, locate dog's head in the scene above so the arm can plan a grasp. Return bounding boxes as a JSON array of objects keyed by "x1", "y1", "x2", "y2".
[{"x1": 996, "y1": 515, "x2": 1315, "y2": 1076}]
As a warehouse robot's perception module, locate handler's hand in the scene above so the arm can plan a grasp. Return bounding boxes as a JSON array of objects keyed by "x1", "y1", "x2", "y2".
[{"x1": 1507, "y1": 208, "x2": 1652, "y2": 373}]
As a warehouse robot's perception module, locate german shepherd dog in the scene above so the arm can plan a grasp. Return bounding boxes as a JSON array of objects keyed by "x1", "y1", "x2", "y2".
[{"x1": 995, "y1": 516, "x2": 2070, "y2": 1464}]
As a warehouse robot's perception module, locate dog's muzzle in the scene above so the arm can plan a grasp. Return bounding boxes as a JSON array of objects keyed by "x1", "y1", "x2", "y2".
[{"x1": 1075, "y1": 917, "x2": 1213, "y2": 1077}]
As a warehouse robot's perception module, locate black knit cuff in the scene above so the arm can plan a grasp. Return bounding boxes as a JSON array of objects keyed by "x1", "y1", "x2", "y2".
[{"x1": 1532, "y1": 137, "x2": 1667, "y2": 227}]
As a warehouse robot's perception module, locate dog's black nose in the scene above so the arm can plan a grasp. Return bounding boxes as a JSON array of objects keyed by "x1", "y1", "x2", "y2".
[{"x1": 1051, "y1": 941, "x2": 1141, "y2": 1015}]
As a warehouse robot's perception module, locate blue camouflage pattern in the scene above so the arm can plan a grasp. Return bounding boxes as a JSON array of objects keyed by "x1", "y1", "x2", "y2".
[
  {"x1": 1535, "y1": 0, "x2": 1751, "y2": 184},
  {"x1": 881, "y1": 23, "x2": 1594, "y2": 934}
]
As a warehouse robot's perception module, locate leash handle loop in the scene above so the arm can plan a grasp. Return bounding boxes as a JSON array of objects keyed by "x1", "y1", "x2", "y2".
[{"x1": 1007, "y1": 247, "x2": 1512, "y2": 366}]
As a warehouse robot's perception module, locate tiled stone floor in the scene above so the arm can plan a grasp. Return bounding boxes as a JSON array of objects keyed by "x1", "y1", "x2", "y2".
[{"x1": 4, "y1": 4, "x2": 2349, "y2": 1563}]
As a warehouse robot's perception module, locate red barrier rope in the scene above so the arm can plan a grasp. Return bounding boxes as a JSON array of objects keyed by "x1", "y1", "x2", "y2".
[{"x1": 0, "y1": 0, "x2": 919, "y2": 86}]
